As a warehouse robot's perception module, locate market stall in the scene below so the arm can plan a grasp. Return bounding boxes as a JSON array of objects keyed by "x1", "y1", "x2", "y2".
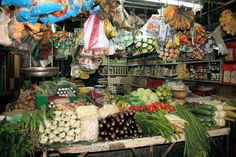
[{"x1": 0, "y1": 0, "x2": 236, "y2": 157}]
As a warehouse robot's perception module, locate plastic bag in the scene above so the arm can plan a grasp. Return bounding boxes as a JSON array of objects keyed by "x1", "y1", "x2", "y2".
[
  {"x1": 78, "y1": 55, "x2": 100, "y2": 72},
  {"x1": 212, "y1": 26, "x2": 229, "y2": 55},
  {"x1": 1, "y1": 0, "x2": 32, "y2": 7},
  {"x1": 140, "y1": 14, "x2": 162, "y2": 37},
  {"x1": 113, "y1": 29, "x2": 133, "y2": 50},
  {"x1": 0, "y1": 7, "x2": 11, "y2": 46},
  {"x1": 31, "y1": 0, "x2": 63, "y2": 16},
  {"x1": 129, "y1": 13, "x2": 144, "y2": 29},
  {"x1": 104, "y1": 40, "x2": 116, "y2": 56},
  {"x1": 84, "y1": 14, "x2": 109, "y2": 50},
  {"x1": 113, "y1": 4, "x2": 131, "y2": 28},
  {"x1": 16, "y1": 7, "x2": 39, "y2": 25},
  {"x1": 39, "y1": 0, "x2": 79, "y2": 24},
  {"x1": 8, "y1": 14, "x2": 27, "y2": 43},
  {"x1": 76, "y1": 106, "x2": 98, "y2": 141},
  {"x1": 104, "y1": 18, "x2": 116, "y2": 38}
]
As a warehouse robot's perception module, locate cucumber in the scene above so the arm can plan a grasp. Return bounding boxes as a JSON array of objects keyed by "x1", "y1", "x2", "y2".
[
  {"x1": 196, "y1": 115, "x2": 213, "y2": 123},
  {"x1": 198, "y1": 104, "x2": 217, "y2": 111},
  {"x1": 191, "y1": 109, "x2": 215, "y2": 117},
  {"x1": 196, "y1": 116, "x2": 205, "y2": 123}
]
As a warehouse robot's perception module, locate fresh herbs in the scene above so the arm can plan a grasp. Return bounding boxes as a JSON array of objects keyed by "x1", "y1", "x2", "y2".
[
  {"x1": 135, "y1": 110, "x2": 179, "y2": 142},
  {"x1": 175, "y1": 104, "x2": 210, "y2": 157}
]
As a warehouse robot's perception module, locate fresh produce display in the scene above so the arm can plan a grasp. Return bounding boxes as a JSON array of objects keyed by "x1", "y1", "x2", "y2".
[
  {"x1": 135, "y1": 110, "x2": 179, "y2": 142},
  {"x1": 164, "y1": 114, "x2": 187, "y2": 133},
  {"x1": 0, "y1": 108, "x2": 54, "y2": 157},
  {"x1": 73, "y1": 98, "x2": 94, "y2": 106},
  {"x1": 190, "y1": 104, "x2": 225, "y2": 129},
  {"x1": 131, "y1": 88, "x2": 158, "y2": 105},
  {"x1": 202, "y1": 100, "x2": 236, "y2": 122},
  {"x1": 39, "y1": 109, "x2": 81, "y2": 144},
  {"x1": 219, "y1": 9, "x2": 236, "y2": 36},
  {"x1": 98, "y1": 111, "x2": 143, "y2": 141},
  {"x1": 35, "y1": 80, "x2": 77, "y2": 96},
  {"x1": 175, "y1": 104, "x2": 210, "y2": 157},
  {"x1": 164, "y1": 5, "x2": 195, "y2": 30},
  {"x1": 156, "y1": 85, "x2": 173, "y2": 103},
  {"x1": 6, "y1": 89, "x2": 35, "y2": 112},
  {"x1": 145, "y1": 102, "x2": 175, "y2": 113}
]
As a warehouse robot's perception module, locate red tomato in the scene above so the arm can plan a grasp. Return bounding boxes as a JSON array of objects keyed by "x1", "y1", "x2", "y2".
[{"x1": 160, "y1": 103, "x2": 166, "y2": 109}]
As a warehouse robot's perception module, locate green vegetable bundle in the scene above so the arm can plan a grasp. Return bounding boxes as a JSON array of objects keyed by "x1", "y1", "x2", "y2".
[
  {"x1": 135, "y1": 110, "x2": 179, "y2": 142},
  {"x1": 175, "y1": 104, "x2": 210, "y2": 157}
]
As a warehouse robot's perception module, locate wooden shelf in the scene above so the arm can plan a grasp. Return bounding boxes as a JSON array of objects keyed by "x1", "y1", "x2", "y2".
[{"x1": 128, "y1": 60, "x2": 221, "y2": 67}]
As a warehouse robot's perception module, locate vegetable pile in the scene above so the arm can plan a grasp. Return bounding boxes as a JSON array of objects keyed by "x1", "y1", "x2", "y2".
[
  {"x1": 39, "y1": 109, "x2": 81, "y2": 144},
  {"x1": 156, "y1": 85, "x2": 173, "y2": 103},
  {"x1": 175, "y1": 104, "x2": 210, "y2": 157},
  {"x1": 6, "y1": 89, "x2": 35, "y2": 112},
  {"x1": 99, "y1": 111, "x2": 143, "y2": 141},
  {"x1": 135, "y1": 111, "x2": 179, "y2": 142},
  {"x1": 190, "y1": 104, "x2": 226, "y2": 129}
]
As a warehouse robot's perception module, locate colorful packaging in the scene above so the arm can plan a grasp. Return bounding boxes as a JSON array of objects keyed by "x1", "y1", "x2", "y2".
[
  {"x1": 222, "y1": 64, "x2": 232, "y2": 83},
  {"x1": 231, "y1": 64, "x2": 236, "y2": 84}
]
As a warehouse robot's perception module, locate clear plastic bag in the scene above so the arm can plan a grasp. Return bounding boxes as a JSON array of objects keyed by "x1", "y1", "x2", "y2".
[
  {"x1": 212, "y1": 26, "x2": 229, "y2": 55},
  {"x1": 0, "y1": 7, "x2": 11, "y2": 46},
  {"x1": 84, "y1": 14, "x2": 109, "y2": 50}
]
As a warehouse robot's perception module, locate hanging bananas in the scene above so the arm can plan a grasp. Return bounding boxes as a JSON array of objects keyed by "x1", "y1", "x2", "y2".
[
  {"x1": 164, "y1": 5, "x2": 195, "y2": 30},
  {"x1": 219, "y1": 9, "x2": 236, "y2": 36}
]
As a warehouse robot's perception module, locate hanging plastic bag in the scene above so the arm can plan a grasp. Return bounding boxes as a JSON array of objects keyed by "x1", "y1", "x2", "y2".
[
  {"x1": 15, "y1": 7, "x2": 39, "y2": 25},
  {"x1": 84, "y1": 14, "x2": 109, "y2": 50},
  {"x1": 104, "y1": 18, "x2": 116, "y2": 38},
  {"x1": 0, "y1": 7, "x2": 11, "y2": 46},
  {"x1": 8, "y1": 13, "x2": 27, "y2": 43},
  {"x1": 83, "y1": 0, "x2": 101, "y2": 14},
  {"x1": 113, "y1": 28, "x2": 133, "y2": 50},
  {"x1": 212, "y1": 26, "x2": 229, "y2": 55},
  {"x1": 72, "y1": 0, "x2": 83, "y2": 15},
  {"x1": 1, "y1": 0, "x2": 32, "y2": 8},
  {"x1": 104, "y1": 40, "x2": 116, "y2": 56},
  {"x1": 39, "y1": 0, "x2": 79, "y2": 24},
  {"x1": 113, "y1": 4, "x2": 131, "y2": 28},
  {"x1": 140, "y1": 14, "x2": 162, "y2": 37},
  {"x1": 31, "y1": 0, "x2": 63, "y2": 16},
  {"x1": 129, "y1": 13, "x2": 144, "y2": 29}
]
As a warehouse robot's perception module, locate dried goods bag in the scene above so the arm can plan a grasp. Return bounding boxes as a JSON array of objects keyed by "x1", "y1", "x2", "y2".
[
  {"x1": 76, "y1": 106, "x2": 98, "y2": 141},
  {"x1": 84, "y1": 14, "x2": 109, "y2": 50},
  {"x1": 8, "y1": 14, "x2": 27, "y2": 43},
  {"x1": 40, "y1": 0, "x2": 79, "y2": 24},
  {"x1": 0, "y1": 7, "x2": 11, "y2": 46},
  {"x1": 212, "y1": 26, "x2": 229, "y2": 55},
  {"x1": 113, "y1": 4, "x2": 131, "y2": 28},
  {"x1": 1, "y1": 0, "x2": 32, "y2": 7},
  {"x1": 31, "y1": 0, "x2": 63, "y2": 16}
]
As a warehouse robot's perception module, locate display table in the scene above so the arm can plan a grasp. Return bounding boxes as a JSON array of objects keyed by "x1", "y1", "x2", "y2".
[{"x1": 41, "y1": 127, "x2": 230, "y2": 157}]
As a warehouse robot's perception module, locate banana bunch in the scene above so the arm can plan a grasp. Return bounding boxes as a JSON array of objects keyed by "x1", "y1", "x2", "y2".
[
  {"x1": 164, "y1": 5, "x2": 195, "y2": 30},
  {"x1": 194, "y1": 23, "x2": 206, "y2": 36},
  {"x1": 219, "y1": 9, "x2": 236, "y2": 36}
]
